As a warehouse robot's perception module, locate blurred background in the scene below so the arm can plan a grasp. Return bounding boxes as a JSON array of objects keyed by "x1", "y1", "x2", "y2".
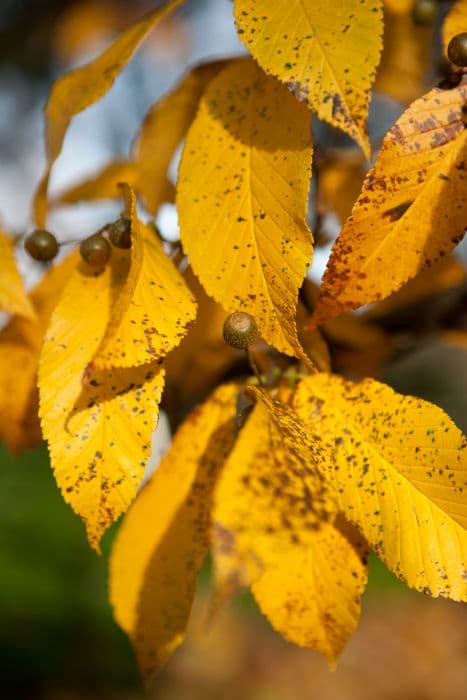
[{"x1": 0, "y1": 0, "x2": 466, "y2": 698}]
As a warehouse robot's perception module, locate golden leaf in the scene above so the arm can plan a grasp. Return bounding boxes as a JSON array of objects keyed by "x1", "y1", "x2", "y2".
[
  {"x1": 39, "y1": 249, "x2": 164, "y2": 551},
  {"x1": 375, "y1": 8, "x2": 433, "y2": 104},
  {"x1": 294, "y1": 373, "x2": 467, "y2": 600},
  {"x1": 0, "y1": 229, "x2": 35, "y2": 319},
  {"x1": 134, "y1": 60, "x2": 225, "y2": 215},
  {"x1": 109, "y1": 383, "x2": 237, "y2": 682},
  {"x1": 311, "y1": 82, "x2": 467, "y2": 327},
  {"x1": 177, "y1": 58, "x2": 313, "y2": 359},
  {"x1": 33, "y1": 0, "x2": 183, "y2": 227},
  {"x1": 213, "y1": 390, "x2": 365, "y2": 663},
  {"x1": 54, "y1": 160, "x2": 144, "y2": 205},
  {"x1": 213, "y1": 390, "x2": 336, "y2": 581},
  {"x1": 252, "y1": 518, "x2": 368, "y2": 665},
  {"x1": 93, "y1": 185, "x2": 196, "y2": 368},
  {"x1": 234, "y1": 0, "x2": 383, "y2": 157},
  {"x1": 0, "y1": 253, "x2": 78, "y2": 453},
  {"x1": 443, "y1": 0, "x2": 467, "y2": 53}
]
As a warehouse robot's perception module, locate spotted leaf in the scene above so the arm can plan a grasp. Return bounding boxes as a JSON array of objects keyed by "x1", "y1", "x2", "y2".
[
  {"x1": 234, "y1": 0, "x2": 383, "y2": 157},
  {"x1": 177, "y1": 58, "x2": 313, "y2": 359},
  {"x1": 310, "y1": 82, "x2": 467, "y2": 327},
  {"x1": 110, "y1": 383, "x2": 237, "y2": 682},
  {"x1": 93, "y1": 185, "x2": 196, "y2": 369},
  {"x1": 293, "y1": 374, "x2": 467, "y2": 600},
  {"x1": 39, "y1": 250, "x2": 165, "y2": 551}
]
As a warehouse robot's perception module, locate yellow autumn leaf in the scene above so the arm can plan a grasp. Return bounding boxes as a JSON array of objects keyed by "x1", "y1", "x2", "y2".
[
  {"x1": 0, "y1": 229, "x2": 35, "y2": 319},
  {"x1": 109, "y1": 383, "x2": 237, "y2": 682},
  {"x1": 213, "y1": 390, "x2": 366, "y2": 663},
  {"x1": 33, "y1": 0, "x2": 183, "y2": 227},
  {"x1": 234, "y1": 0, "x2": 383, "y2": 157},
  {"x1": 134, "y1": 60, "x2": 225, "y2": 215},
  {"x1": 54, "y1": 160, "x2": 144, "y2": 205},
  {"x1": 252, "y1": 518, "x2": 368, "y2": 665},
  {"x1": 293, "y1": 373, "x2": 467, "y2": 600},
  {"x1": 311, "y1": 82, "x2": 467, "y2": 327},
  {"x1": 0, "y1": 253, "x2": 78, "y2": 453},
  {"x1": 178, "y1": 58, "x2": 313, "y2": 359},
  {"x1": 383, "y1": 0, "x2": 413, "y2": 14},
  {"x1": 93, "y1": 185, "x2": 196, "y2": 368},
  {"x1": 443, "y1": 0, "x2": 467, "y2": 53},
  {"x1": 39, "y1": 248, "x2": 165, "y2": 550},
  {"x1": 375, "y1": 8, "x2": 433, "y2": 104}
]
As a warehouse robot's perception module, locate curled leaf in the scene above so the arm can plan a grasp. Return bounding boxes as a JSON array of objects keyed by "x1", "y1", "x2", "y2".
[{"x1": 0, "y1": 229, "x2": 35, "y2": 320}]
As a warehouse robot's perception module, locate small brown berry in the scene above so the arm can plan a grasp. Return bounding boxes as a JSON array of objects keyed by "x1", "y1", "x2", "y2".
[
  {"x1": 80, "y1": 234, "x2": 111, "y2": 267},
  {"x1": 447, "y1": 33, "x2": 467, "y2": 68},
  {"x1": 108, "y1": 217, "x2": 132, "y2": 249},
  {"x1": 24, "y1": 229, "x2": 58, "y2": 262},
  {"x1": 412, "y1": 0, "x2": 437, "y2": 26},
  {"x1": 223, "y1": 312, "x2": 258, "y2": 350}
]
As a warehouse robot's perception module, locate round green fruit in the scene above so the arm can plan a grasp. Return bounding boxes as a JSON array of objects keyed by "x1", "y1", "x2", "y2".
[
  {"x1": 80, "y1": 234, "x2": 111, "y2": 267},
  {"x1": 24, "y1": 229, "x2": 58, "y2": 262},
  {"x1": 223, "y1": 312, "x2": 258, "y2": 350}
]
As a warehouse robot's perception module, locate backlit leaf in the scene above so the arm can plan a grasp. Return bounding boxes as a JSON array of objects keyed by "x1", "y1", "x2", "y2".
[
  {"x1": 375, "y1": 8, "x2": 433, "y2": 104},
  {"x1": 311, "y1": 82, "x2": 467, "y2": 327},
  {"x1": 252, "y1": 518, "x2": 368, "y2": 665},
  {"x1": 294, "y1": 374, "x2": 467, "y2": 600},
  {"x1": 213, "y1": 390, "x2": 365, "y2": 663},
  {"x1": 443, "y1": 0, "x2": 467, "y2": 53},
  {"x1": 134, "y1": 60, "x2": 225, "y2": 215},
  {"x1": 33, "y1": 0, "x2": 183, "y2": 227},
  {"x1": 234, "y1": 0, "x2": 383, "y2": 157},
  {"x1": 110, "y1": 383, "x2": 237, "y2": 682},
  {"x1": 54, "y1": 160, "x2": 143, "y2": 205},
  {"x1": 0, "y1": 253, "x2": 76, "y2": 453},
  {"x1": 93, "y1": 185, "x2": 196, "y2": 368},
  {"x1": 178, "y1": 58, "x2": 313, "y2": 359},
  {"x1": 213, "y1": 390, "x2": 336, "y2": 584},
  {"x1": 39, "y1": 248, "x2": 164, "y2": 550},
  {"x1": 0, "y1": 229, "x2": 35, "y2": 319}
]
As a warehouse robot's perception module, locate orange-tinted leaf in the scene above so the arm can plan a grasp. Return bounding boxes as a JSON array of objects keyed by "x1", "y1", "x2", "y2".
[
  {"x1": 0, "y1": 229, "x2": 35, "y2": 319},
  {"x1": 134, "y1": 60, "x2": 225, "y2": 215},
  {"x1": 311, "y1": 82, "x2": 467, "y2": 327},
  {"x1": 39, "y1": 249, "x2": 165, "y2": 550},
  {"x1": 110, "y1": 383, "x2": 237, "y2": 682},
  {"x1": 93, "y1": 185, "x2": 196, "y2": 368},
  {"x1": 234, "y1": 0, "x2": 383, "y2": 157},
  {"x1": 0, "y1": 253, "x2": 78, "y2": 453},
  {"x1": 178, "y1": 58, "x2": 313, "y2": 359},
  {"x1": 33, "y1": 0, "x2": 183, "y2": 227}
]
